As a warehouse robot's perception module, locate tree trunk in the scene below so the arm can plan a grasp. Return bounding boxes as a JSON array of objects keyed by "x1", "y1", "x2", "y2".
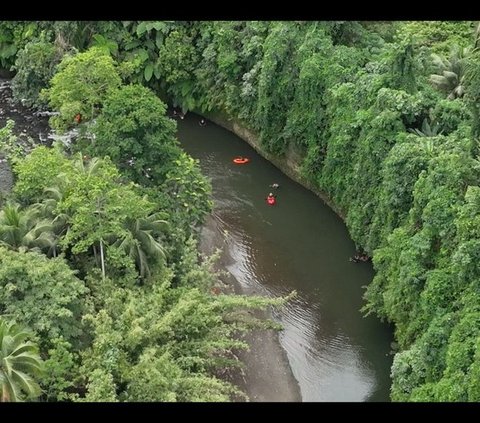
[
  {"x1": 1, "y1": 384, "x2": 10, "y2": 402},
  {"x1": 100, "y1": 239, "x2": 105, "y2": 281}
]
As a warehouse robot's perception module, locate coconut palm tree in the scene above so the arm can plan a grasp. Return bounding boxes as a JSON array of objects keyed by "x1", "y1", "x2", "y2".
[
  {"x1": 31, "y1": 186, "x2": 70, "y2": 257},
  {"x1": 71, "y1": 154, "x2": 108, "y2": 270},
  {"x1": 0, "y1": 319, "x2": 43, "y2": 402},
  {"x1": 0, "y1": 203, "x2": 55, "y2": 254},
  {"x1": 430, "y1": 45, "x2": 470, "y2": 100},
  {"x1": 72, "y1": 153, "x2": 103, "y2": 177},
  {"x1": 112, "y1": 213, "x2": 167, "y2": 279}
]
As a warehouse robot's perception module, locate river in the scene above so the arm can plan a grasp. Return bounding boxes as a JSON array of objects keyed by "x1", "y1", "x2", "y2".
[{"x1": 176, "y1": 113, "x2": 393, "y2": 402}]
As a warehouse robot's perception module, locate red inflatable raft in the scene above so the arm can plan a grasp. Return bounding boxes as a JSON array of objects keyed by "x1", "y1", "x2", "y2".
[{"x1": 233, "y1": 157, "x2": 250, "y2": 164}]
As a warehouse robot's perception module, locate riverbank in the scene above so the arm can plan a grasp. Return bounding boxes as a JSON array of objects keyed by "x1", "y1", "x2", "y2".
[
  {"x1": 0, "y1": 153, "x2": 13, "y2": 199},
  {"x1": 199, "y1": 214, "x2": 301, "y2": 402},
  {"x1": 0, "y1": 78, "x2": 51, "y2": 200}
]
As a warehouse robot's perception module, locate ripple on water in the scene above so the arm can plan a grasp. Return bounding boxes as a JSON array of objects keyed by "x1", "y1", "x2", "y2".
[{"x1": 276, "y1": 299, "x2": 376, "y2": 401}]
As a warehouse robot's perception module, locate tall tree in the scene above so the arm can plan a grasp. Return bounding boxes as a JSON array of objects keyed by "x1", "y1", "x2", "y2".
[
  {"x1": 390, "y1": 41, "x2": 418, "y2": 94},
  {"x1": 42, "y1": 46, "x2": 122, "y2": 131},
  {"x1": 0, "y1": 247, "x2": 88, "y2": 343},
  {"x1": 90, "y1": 83, "x2": 178, "y2": 186}
]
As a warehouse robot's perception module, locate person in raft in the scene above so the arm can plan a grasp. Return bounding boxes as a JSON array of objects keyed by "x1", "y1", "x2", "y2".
[
  {"x1": 349, "y1": 251, "x2": 370, "y2": 263},
  {"x1": 266, "y1": 193, "x2": 276, "y2": 206}
]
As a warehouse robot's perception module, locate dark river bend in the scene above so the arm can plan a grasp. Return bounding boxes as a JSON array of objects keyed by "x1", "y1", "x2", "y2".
[{"x1": 177, "y1": 113, "x2": 393, "y2": 402}]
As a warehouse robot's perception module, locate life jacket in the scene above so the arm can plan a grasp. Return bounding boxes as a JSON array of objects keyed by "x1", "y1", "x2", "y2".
[{"x1": 267, "y1": 196, "x2": 276, "y2": 205}]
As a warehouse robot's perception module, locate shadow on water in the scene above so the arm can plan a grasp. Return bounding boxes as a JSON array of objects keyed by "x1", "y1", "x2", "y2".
[{"x1": 176, "y1": 112, "x2": 394, "y2": 402}]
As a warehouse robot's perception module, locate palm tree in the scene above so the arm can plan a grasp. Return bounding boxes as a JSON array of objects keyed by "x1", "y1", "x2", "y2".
[
  {"x1": 430, "y1": 45, "x2": 470, "y2": 100},
  {"x1": 72, "y1": 153, "x2": 103, "y2": 177},
  {"x1": 0, "y1": 203, "x2": 55, "y2": 254},
  {"x1": 72, "y1": 154, "x2": 108, "y2": 273},
  {"x1": 112, "y1": 213, "x2": 167, "y2": 279},
  {"x1": 409, "y1": 118, "x2": 443, "y2": 137},
  {"x1": 0, "y1": 319, "x2": 43, "y2": 402},
  {"x1": 31, "y1": 186, "x2": 70, "y2": 257}
]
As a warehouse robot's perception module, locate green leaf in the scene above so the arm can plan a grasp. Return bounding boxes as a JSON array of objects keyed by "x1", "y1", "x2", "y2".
[
  {"x1": 24, "y1": 23, "x2": 37, "y2": 39},
  {"x1": 125, "y1": 40, "x2": 141, "y2": 50},
  {"x1": 136, "y1": 49, "x2": 149, "y2": 62},
  {"x1": 151, "y1": 22, "x2": 166, "y2": 32},
  {"x1": 180, "y1": 81, "x2": 193, "y2": 98},
  {"x1": 136, "y1": 22, "x2": 147, "y2": 36},
  {"x1": 144, "y1": 64, "x2": 153, "y2": 82},
  {"x1": 144, "y1": 40, "x2": 155, "y2": 50},
  {"x1": 0, "y1": 44, "x2": 17, "y2": 58},
  {"x1": 155, "y1": 32, "x2": 164, "y2": 49},
  {"x1": 109, "y1": 41, "x2": 119, "y2": 56},
  {"x1": 92, "y1": 34, "x2": 105, "y2": 44},
  {"x1": 153, "y1": 64, "x2": 161, "y2": 79}
]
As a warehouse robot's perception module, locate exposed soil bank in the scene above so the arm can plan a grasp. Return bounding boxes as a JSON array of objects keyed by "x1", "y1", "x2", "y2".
[{"x1": 0, "y1": 154, "x2": 13, "y2": 198}]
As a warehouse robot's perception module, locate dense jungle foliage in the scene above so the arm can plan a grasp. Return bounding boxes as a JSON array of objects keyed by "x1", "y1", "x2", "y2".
[
  {"x1": 0, "y1": 21, "x2": 286, "y2": 402},
  {"x1": 1, "y1": 20, "x2": 480, "y2": 401}
]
